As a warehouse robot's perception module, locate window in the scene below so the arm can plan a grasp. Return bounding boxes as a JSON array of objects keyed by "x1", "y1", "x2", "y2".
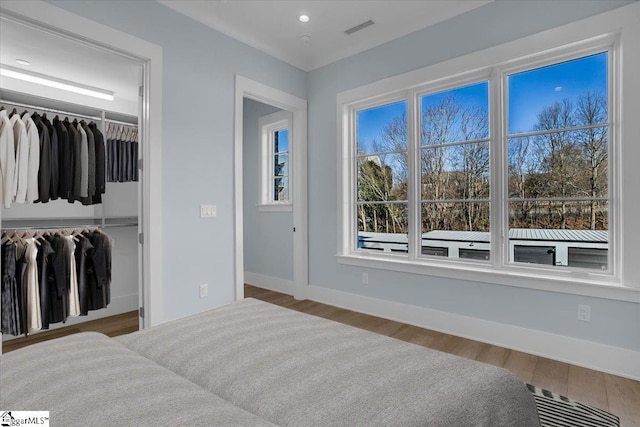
[
  {"x1": 259, "y1": 110, "x2": 292, "y2": 210},
  {"x1": 507, "y1": 53, "x2": 609, "y2": 270},
  {"x1": 357, "y1": 100, "x2": 408, "y2": 245},
  {"x1": 419, "y1": 82, "x2": 490, "y2": 259},
  {"x1": 339, "y1": 35, "x2": 619, "y2": 288}
]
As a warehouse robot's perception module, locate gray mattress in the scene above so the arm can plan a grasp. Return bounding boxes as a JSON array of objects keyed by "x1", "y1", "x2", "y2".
[
  {"x1": 0, "y1": 332, "x2": 276, "y2": 427},
  {"x1": 116, "y1": 298, "x2": 541, "y2": 427}
]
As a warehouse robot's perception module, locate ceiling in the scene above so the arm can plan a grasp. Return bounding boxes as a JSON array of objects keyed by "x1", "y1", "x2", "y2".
[
  {"x1": 0, "y1": 16, "x2": 141, "y2": 115},
  {"x1": 158, "y1": 0, "x2": 492, "y2": 71}
]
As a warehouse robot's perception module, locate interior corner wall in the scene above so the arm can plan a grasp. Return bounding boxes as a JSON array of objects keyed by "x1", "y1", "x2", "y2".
[
  {"x1": 242, "y1": 99, "x2": 294, "y2": 283},
  {"x1": 306, "y1": 0, "x2": 640, "y2": 355},
  {"x1": 44, "y1": 0, "x2": 307, "y2": 322}
]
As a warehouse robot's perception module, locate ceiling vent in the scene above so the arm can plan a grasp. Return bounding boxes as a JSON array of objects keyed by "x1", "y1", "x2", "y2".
[{"x1": 345, "y1": 20, "x2": 374, "y2": 35}]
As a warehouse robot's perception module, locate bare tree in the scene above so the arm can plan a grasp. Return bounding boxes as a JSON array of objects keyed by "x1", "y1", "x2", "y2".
[
  {"x1": 532, "y1": 99, "x2": 583, "y2": 229},
  {"x1": 575, "y1": 92, "x2": 608, "y2": 229}
]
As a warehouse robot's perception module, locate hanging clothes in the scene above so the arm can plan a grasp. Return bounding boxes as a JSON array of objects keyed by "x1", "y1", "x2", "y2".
[
  {"x1": 9, "y1": 112, "x2": 29, "y2": 204},
  {"x1": 23, "y1": 237, "x2": 42, "y2": 333},
  {"x1": 32, "y1": 112, "x2": 51, "y2": 204},
  {"x1": 36, "y1": 237, "x2": 55, "y2": 330},
  {"x1": 1, "y1": 241, "x2": 20, "y2": 335},
  {"x1": 106, "y1": 125, "x2": 138, "y2": 183},
  {"x1": 54, "y1": 116, "x2": 72, "y2": 200},
  {"x1": 1, "y1": 103, "x2": 136, "y2": 206},
  {"x1": 42, "y1": 114, "x2": 59, "y2": 201},
  {"x1": 0, "y1": 109, "x2": 16, "y2": 208},
  {"x1": 0, "y1": 228, "x2": 113, "y2": 336},
  {"x1": 89, "y1": 122, "x2": 106, "y2": 204},
  {"x1": 62, "y1": 234, "x2": 80, "y2": 318},
  {"x1": 45, "y1": 234, "x2": 70, "y2": 324},
  {"x1": 22, "y1": 112, "x2": 41, "y2": 203}
]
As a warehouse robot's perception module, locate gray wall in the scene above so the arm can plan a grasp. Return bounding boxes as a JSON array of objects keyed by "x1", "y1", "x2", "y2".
[
  {"x1": 243, "y1": 98, "x2": 293, "y2": 281},
  {"x1": 305, "y1": 0, "x2": 640, "y2": 352},
  {"x1": 46, "y1": 0, "x2": 307, "y2": 322}
]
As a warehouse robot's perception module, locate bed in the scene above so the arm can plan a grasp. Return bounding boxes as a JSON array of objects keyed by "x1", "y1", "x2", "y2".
[{"x1": 1, "y1": 298, "x2": 540, "y2": 426}]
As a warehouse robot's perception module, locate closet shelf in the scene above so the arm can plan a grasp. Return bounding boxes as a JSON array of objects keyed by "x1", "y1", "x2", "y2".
[{"x1": 1, "y1": 217, "x2": 138, "y2": 230}]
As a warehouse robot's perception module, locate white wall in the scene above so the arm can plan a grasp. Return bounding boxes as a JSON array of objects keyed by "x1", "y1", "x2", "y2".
[
  {"x1": 242, "y1": 98, "x2": 293, "y2": 283},
  {"x1": 44, "y1": 0, "x2": 308, "y2": 322}
]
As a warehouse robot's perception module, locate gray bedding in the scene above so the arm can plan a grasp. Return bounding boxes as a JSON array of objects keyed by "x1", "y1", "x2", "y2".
[
  {"x1": 0, "y1": 332, "x2": 276, "y2": 426},
  {"x1": 116, "y1": 298, "x2": 540, "y2": 427}
]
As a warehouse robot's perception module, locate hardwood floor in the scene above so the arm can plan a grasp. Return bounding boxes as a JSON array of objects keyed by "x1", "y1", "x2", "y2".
[
  {"x1": 3, "y1": 288, "x2": 638, "y2": 426},
  {"x1": 1, "y1": 310, "x2": 139, "y2": 354},
  {"x1": 245, "y1": 284, "x2": 640, "y2": 427}
]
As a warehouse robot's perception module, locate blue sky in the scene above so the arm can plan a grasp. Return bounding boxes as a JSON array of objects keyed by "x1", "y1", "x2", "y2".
[
  {"x1": 508, "y1": 52, "x2": 607, "y2": 134},
  {"x1": 357, "y1": 52, "x2": 607, "y2": 150}
]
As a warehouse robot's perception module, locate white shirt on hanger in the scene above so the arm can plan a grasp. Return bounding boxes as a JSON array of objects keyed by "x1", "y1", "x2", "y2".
[
  {"x1": 62, "y1": 235, "x2": 81, "y2": 318},
  {"x1": 10, "y1": 113, "x2": 30, "y2": 203},
  {"x1": 22, "y1": 113, "x2": 40, "y2": 203},
  {"x1": 24, "y1": 238, "x2": 42, "y2": 333},
  {"x1": 0, "y1": 109, "x2": 16, "y2": 208}
]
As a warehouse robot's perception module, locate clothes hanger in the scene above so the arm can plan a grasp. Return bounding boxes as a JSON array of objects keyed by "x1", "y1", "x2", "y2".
[
  {"x1": 1, "y1": 231, "x2": 14, "y2": 244},
  {"x1": 60, "y1": 229, "x2": 79, "y2": 242},
  {"x1": 21, "y1": 231, "x2": 40, "y2": 246},
  {"x1": 33, "y1": 230, "x2": 45, "y2": 242},
  {"x1": 10, "y1": 231, "x2": 26, "y2": 245}
]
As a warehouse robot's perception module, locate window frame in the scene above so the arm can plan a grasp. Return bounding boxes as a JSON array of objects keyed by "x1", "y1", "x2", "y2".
[
  {"x1": 259, "y1": 110, "x2": 293, "y2": 212},
  {"x1": 337, "y1": 30, "x2": 634, "y2": 300}
]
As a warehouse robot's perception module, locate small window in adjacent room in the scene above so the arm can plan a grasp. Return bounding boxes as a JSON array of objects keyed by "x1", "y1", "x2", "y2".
[{"x1": 259, "y1": 110, "x2": 293, "y2": 211}]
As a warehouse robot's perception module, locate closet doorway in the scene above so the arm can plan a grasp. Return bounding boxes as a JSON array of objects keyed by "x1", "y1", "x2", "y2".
[
  {"x1": 0, "y1": 4, "x2": 160, "y2": 344},
  {"x1": 235, "y1": 76, "x2": 308, "y2": 301}
]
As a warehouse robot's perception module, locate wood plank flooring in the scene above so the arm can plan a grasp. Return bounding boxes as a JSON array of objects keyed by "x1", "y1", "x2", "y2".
[
  {"x1": 245, "y1": 284, "x2": 640, "y2": 427},
  {"x1": 2, "y1": 287, "x2": 637, "y2": 426},
  {"x1": 1, "y1": 310, "x2": 139, "y2": 354}
]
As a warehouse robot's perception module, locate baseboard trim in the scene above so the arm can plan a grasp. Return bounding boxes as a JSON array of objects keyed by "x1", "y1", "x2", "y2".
[
  {"x1": 306, "y1": 285, "x2": 640, "y2": 381},
  {"x1": 245, "y1": 272, "x2": 294, "y2": 295}
]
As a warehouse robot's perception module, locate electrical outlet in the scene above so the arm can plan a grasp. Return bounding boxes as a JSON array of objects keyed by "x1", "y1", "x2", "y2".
[
  {"x1": 362, "y1": 273, "x2": 369, "y2": 285},
  {"x1": 577, "y1": 304, "x2": 591, "y2": 322},
  {"x1": 199, "y1": 284, "x2": 208, "y2": 298}
]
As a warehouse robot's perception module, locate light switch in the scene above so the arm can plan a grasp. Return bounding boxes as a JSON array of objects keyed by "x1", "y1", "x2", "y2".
[{"x1": 200, "y1": 204, "x2": 217, "y2": 218}]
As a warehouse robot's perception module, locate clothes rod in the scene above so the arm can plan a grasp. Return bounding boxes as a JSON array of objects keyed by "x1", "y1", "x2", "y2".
[
  {"x1": 105, "y1": 118, "x2": 138, "y2": 127},
  {"x1": 0, "y1": 99, "x2": 102, "y2": 121},
  {"x1": 2, "y1": 224, "x2": 103, "y2": 231}
]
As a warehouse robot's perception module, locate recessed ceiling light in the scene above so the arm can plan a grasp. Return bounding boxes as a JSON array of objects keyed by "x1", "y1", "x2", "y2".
[
  {"x1": 298, "y1": 14, "x2": 310, "y2": 23},
  {"x1": 15, "y1": 59, "x2": 30, "y2": 66}
]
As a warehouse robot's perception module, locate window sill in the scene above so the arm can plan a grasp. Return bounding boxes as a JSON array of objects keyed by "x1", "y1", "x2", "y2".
[
  {"x1": 337, "y1": 252, "x2": 640, "y2": 303},
  {"x1": 258, "y1": 203, "x2": 293, "y2": 212}
]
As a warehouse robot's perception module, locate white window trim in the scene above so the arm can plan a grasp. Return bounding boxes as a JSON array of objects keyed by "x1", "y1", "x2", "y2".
[
  {"x1": 337, "y1": 3, "x2": 640, "y2": 303},
  {"x1": 258, "y1": 110, "x2": 293, "y2": 212}
]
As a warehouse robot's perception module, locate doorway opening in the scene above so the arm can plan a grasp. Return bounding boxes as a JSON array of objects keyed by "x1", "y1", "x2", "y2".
[{"x1": 234, "y1": 76, "x2": 308, "y2": 301}]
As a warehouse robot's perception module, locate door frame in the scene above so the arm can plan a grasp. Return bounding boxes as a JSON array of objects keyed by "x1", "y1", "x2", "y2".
[
  {"x1": 0, "y1": 0, "x2": 164, "y2": 327},
  {"x1": 234, "y1": 76, "x2": 308, "y2": 300}
]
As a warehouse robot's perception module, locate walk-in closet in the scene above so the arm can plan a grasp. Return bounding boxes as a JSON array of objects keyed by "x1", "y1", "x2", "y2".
[{"x1": 0, "y1": 13, "x2": 144, "y2": 343}]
